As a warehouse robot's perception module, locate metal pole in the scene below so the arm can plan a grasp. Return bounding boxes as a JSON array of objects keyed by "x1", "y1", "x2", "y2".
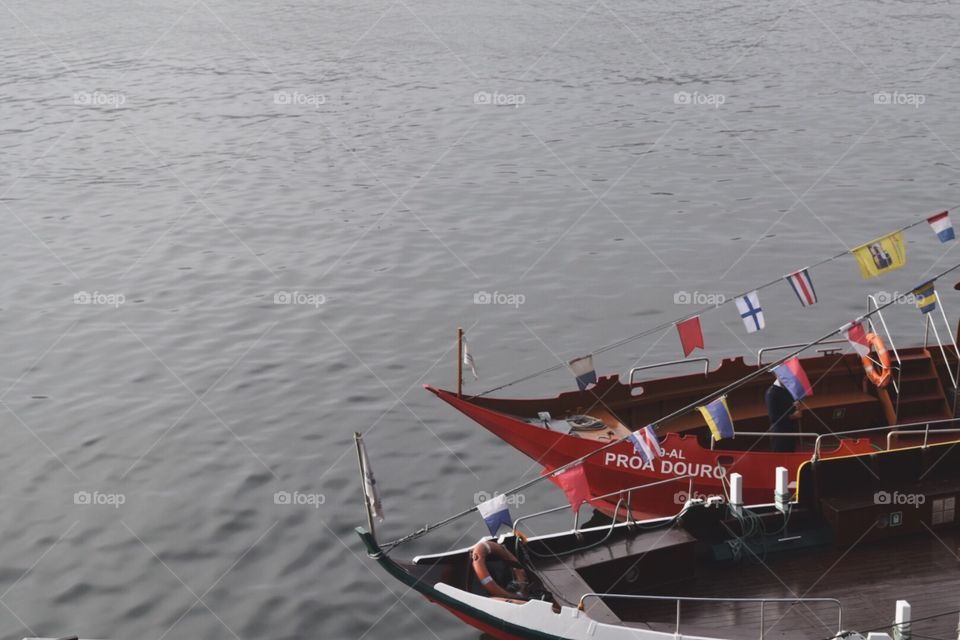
[
  {"x1": 760, "y1": 601, "x2": 765, "y2": 640},
  {"x1": 457, "y1": 327, "x2": 464, "y2": 399},
  {"x1": 354, "y1": 432, "x2": 377, "y2": 541}
]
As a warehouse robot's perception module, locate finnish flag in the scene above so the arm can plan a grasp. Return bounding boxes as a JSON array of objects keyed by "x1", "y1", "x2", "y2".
[
  {"x1": 477, "y1": 493, "x2": 513, "y2": 537},
  {"x1": 735, "y1": 290, "x2": 765, "y2": 333}
]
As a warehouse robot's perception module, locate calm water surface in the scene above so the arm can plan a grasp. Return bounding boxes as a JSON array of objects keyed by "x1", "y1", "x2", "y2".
[{"x1": 1, "y1": 0, "x2": 959, "y2": 638}]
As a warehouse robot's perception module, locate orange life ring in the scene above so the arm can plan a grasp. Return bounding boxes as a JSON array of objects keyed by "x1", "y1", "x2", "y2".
[
  {"x1": 861, "y1": 332, "x2": 892, "y2": 388},
  {"x1": 471, "y1": 540, "x2": 529, "y2": 600}
]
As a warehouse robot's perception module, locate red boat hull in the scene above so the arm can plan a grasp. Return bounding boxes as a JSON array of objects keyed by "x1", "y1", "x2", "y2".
[{"x1": 429, "y1": 386, "x2": 873, "y2": 517}]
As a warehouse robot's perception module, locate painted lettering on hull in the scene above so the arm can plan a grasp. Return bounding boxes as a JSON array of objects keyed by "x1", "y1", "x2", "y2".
[{"x1": 603, "y1": 451, "x2": 726, "y2": 479}]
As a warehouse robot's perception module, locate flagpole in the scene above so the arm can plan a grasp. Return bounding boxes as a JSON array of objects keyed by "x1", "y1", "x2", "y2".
[
  {"x1": 354, "y1": 432, "x2": 377, "y2": 541},
  {"x1": 382, "y1": 260, "x2": 960, "y2": 552},
  {"x1": 457, "y1": 327, "x2": 464, "y2": 399}
]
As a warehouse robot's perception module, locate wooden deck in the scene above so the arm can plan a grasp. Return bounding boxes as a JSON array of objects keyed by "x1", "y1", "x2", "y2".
[{"x1": 618, "y1": 531, "x2": 960, "y2": 640}]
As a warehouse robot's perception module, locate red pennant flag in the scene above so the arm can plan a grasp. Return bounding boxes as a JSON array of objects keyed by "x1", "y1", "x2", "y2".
[
  {"x1": 676, "y1": 316, "x2": 704, "y2": 357},
  {"x1": 552, "y1": 465, "x2": 591, "y2": 513}
]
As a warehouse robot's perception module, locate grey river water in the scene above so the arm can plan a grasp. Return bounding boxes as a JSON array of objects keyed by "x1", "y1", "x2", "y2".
[{"x1": 2, "y1": 0, "x2": 959, "y2": 638}]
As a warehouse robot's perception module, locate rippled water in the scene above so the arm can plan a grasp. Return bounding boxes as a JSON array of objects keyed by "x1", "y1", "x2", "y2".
[{"x1": 1, "y1": 0, "x2": 959, "y2": 638}]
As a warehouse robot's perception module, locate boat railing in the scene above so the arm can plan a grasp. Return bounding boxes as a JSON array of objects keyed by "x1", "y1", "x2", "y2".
[
  {"x1": 756, "y1": 340, "x2": 848, "y2": 366},
  {"x1": 811, "y1": 417, "x2": 960, "y2": 460},
  {"x1": 511, "y1": 474, "x2": 698, "y2": 537},
  {"x1": 866, "y1": 294, "x2": 903, "y2": 397},
  {"x1": 627, "y1": 358, "x2": 710, "y2": 386},
  {"x1": 577, "y1": 593, "x2": 842, "y2": 639},
  {"x1": 708, "y1": 430, "x2": 826, "y2": 451},
  {"x1": 922, "y1": 291, "x2": 960, "y2": 412}
]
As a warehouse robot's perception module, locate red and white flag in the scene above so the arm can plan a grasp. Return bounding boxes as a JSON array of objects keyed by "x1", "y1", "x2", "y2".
[
  {"x1": 785, "y1": 268, "x2": 817, "y2": 307},
  {"x1": 841, "y1": 321, "x2": 871, "y2": 357},
  {"x1": 551, "y1": 464, "x2": 591, "y2": 513}
]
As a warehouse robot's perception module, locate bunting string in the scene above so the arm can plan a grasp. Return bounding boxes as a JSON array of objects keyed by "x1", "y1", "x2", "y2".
[
  {"x1": 380, "y1": 260, "x2": 960, "y2": 552},
  {"x1": 476, "y1": 207, "x2": 955, "y2": 398}
]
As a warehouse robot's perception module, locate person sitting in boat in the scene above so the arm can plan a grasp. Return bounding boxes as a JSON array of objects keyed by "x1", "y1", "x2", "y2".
[{"x1": 765, "y1": 379, "x2": 802, "y2": 452}]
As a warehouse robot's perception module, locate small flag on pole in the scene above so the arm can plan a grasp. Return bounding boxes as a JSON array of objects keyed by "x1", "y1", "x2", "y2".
[
  {"x1": 772, "y1": 356, "x2": 814, "y2": 401},
  {"x1": 462, "y1": 336, "x2": 479, "y2": 381},
  {"x1": 628, "y1": 425, "x2": 663, "y2": 464},
  {"x1": 676, "y1": 316, "x2": 705, "y2": 357},
  {"x1": 927, "y1": 211, "x2": 955, "y2": 243},
  {"x1": 357, "y1": 434, "x2": 384, "y2": 523},
  {"x1": 552, "y1": 464, "x2": 591, "y2": 513},
  {"x1": 841, "y1": 321, "x2": 871, "y2": 357},
  {"x1": 735, "y1": 291, "x2": 765, "y2": 333},
  {"x1": 785, "y1": 268, "x2": 818, "y2": 307},
  {"x1": 851, "y1": 231, "x2": 907, "y2": 279},
  {"x1": 477, "y1": 493, "x2": 513, "y2": 537},
  {"x1": 697, "y1": 396, "x2": 735, "y2": 441},
  {"x1": 911, "y1": 281, "x2": 937, "y2": 314},
  {"x1": 569, "y1": 354, "x2": 597, "y2": 391}
]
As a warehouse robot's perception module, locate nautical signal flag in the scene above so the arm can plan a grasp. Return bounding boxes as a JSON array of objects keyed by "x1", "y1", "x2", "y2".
[
  {"x1": 569, "y1": 354, "x2": 597, "y2": 391},
  {"x1": 697, "y1": 396, "x2": 735, "y2": 441},
  {"x1": 735, "y1": 291, "x2": 765, "y2": 333},
  {"x1": 676, "y1": 316, "x2": 704, "y2": 357},
  {"x1": 772, "y1": 357, "x2": 814, "y2": 401},
  {"x1": 785, "y1": 268, "x2": 818, "y2": 307},
  {"x1": 841, "y1": 320, "x2": 871, "y2": 357},
  {"x1": 628, "y1": 425, "x2": 663, "y2": 464},
  {"x1": 552, "y1": 464, "x2": 591, "y2": 513},
  {"x1": 463, "y1": 336, "x2": 479, "y2": 381},
  {"x1": 912, "y1": 281, "x2": 937, "y2": 314},
  {"x1": 927, "y1": 211, "x2": 955, "y2": 243},
  {"x1": 477, "y1": 493, "x2": 513, "y2": 537},
  {"x1": 851, "y1": 231, "x2": 906, "y2": 279}
]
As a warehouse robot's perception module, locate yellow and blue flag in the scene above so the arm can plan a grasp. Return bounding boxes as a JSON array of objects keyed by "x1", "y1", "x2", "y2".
[
  {"x1": 698, "y1": 396, "x2": 735, "y2": 441},
  {"x1": 851, "y1": 231, "x2": 906, "y2": 279},
  {"x1": 911, "y1": 281, "x2": 936, "y2": 314}
]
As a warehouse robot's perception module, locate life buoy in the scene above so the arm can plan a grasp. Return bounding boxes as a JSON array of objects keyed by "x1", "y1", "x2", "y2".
[
  {"x1": 861, "y1": 332, "x2": 892, "y2": 388},
  {"x1": 471, "y1": 540, "x2": 529, "y2": 600}
]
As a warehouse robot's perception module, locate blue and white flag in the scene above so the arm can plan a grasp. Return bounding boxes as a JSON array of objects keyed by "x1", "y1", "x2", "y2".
[
  {"x1": 928, "y1": 211, "x2": 955, "y2": 243},
  {"x1": 735, "y1": 290, "x2": 765, "y2": 333},
  {"x1": 477, "y1": 493, "x2": 513, "y2": 537},
  {"x1": 628, "y1": 425, "x2": 663, "y2": 464},
  {"x1": 569, "y1": 354, "x2": 597, "y2": 391}
]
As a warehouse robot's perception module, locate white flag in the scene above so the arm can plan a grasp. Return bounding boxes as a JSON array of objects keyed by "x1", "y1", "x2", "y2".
[
  {"x1": 357, "y1": 435, "x2": 384, "y2": 522},
  {"x1": 735, "y1": 290, "x2": 765, "y2": 334},
  {"x1": 463, "y1": 337, "x2": 478, "y2": 381}
]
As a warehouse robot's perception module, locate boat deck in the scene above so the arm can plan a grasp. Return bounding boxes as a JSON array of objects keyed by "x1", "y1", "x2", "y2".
[{"x1": 617, "y1": 531, "x2": 960, "y2": 640}]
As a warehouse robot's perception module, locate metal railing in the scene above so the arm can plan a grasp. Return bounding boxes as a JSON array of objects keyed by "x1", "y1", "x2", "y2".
[
  {"x1": 756, "y1": 340, "x2": 848, "y2": 366},
  {"x1": 811, "y1": 417, "x2": 960, "y2": 460},
  {"x1": 923, "y1": 291, "x2": 960, "y2": 401},
  {"x1": 578, "y1": 593, "x2": 842, "y2": 639},
  {"x1": 628, "y1": 358, "x2": 710, "y2": 386},
  {"x1": 511, "y1": 474, "x2": 697, "y2": 537},
  {"x1": 866, "y1": 295, "x2": 903, "y2": 396},
  {"x1": 887, "y1": 426, "x2": 960, "y2": 450}
]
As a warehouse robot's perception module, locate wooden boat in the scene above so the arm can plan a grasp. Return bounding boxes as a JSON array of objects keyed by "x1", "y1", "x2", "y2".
[
  {"x1": 359, "y1": 440, "x2": 960, "y2": 640},
  {"x1": 428, "y1": 309, "x2": 960, "y2": 517}
]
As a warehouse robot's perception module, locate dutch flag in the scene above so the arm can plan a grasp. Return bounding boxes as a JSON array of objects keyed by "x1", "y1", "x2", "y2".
[
  {"x1": 628, "y1": 425, "x2": 664, "y2": 464},
  {"x1": 928, "y1": 211, "x2": 955, "y2": 243},
  {"x1": 785, "y1": 268, "x2": 818, "y2": 307}
]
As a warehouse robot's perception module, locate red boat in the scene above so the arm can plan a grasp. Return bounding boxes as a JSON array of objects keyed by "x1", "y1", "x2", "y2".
[{"x1": 429, "y1": 313, "x2": 960, "y2": 518}]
